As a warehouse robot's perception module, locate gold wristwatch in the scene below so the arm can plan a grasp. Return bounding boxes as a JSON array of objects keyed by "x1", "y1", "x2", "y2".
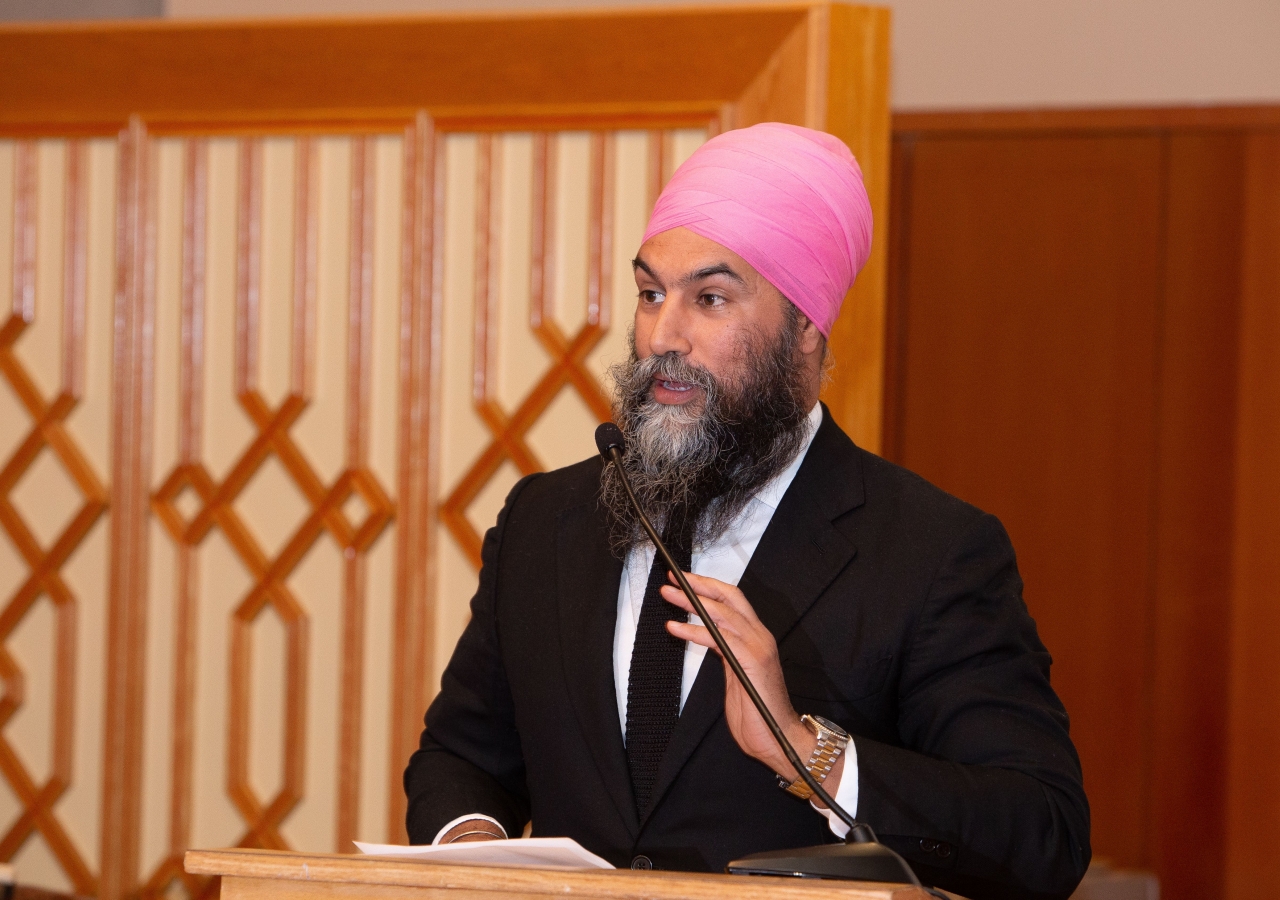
[{"x1": 780, "y1": 715, "x2": 850, "y2": 800}]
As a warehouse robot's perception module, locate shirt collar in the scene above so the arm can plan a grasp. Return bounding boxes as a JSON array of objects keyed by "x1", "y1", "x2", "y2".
[{"x1": 752, "y1": 401, "x2": 823, "y2": 512}]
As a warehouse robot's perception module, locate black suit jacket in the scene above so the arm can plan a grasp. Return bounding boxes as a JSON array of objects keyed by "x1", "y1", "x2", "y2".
[{"x1": 405, "y1": 408, "x2": 1090, "y2": 899}]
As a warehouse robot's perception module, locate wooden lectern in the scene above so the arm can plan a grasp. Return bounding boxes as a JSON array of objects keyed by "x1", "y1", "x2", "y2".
[{"x1": 184, "y1": 849, "x2": 932, "y2": 900}]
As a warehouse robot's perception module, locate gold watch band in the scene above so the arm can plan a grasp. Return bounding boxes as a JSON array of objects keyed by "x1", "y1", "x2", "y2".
[{"x1": 781, "y1": 715, "x2": 849, "y2": 800}]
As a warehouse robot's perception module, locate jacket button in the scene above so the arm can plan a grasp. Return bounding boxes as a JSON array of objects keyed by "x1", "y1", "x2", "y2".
[
  {"x1": 631, "y1": 855, "x2": 653, "y2": 870},
  {"x1": 935, "y1": 842, "x2": 952, "y2": 859},
  {"x1": 919, "y1": 839, "x2": 938, "y2": 854}
]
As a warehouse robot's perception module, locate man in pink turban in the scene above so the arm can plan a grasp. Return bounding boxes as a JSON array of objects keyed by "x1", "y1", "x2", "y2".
[{"x1": 408, "y1": 124, "x2": 1089, "y2": 900}]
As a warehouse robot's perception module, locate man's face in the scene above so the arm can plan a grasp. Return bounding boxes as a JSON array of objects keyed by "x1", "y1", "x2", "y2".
[
  {"x1": 602, "y1": 226, "x2": 819, "y2": 549},
  {"x1": 631, "y1": 227, "x2": 792, "y2": 410}
]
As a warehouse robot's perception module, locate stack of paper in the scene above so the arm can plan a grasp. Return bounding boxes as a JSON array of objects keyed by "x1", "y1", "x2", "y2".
[{"x1": 354, "y1": 838, "x2": 615, "y2": 870}]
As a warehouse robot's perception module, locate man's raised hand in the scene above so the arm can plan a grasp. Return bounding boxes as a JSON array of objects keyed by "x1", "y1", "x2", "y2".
[{"x1": 660, "y1": 571, "x2": 841, "y2": 800}]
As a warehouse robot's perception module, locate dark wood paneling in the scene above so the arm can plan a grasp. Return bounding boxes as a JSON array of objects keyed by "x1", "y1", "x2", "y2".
[
  {"x1": 894, "y1": 106, "x2": 1280, "y2": 135},
  {"x1": 889, "y1": 114, "x2": 1280, "y2": 900},
  {"x1": 1226, "y1": 133, "x2": 1280, "y2": 900},
  {"x1": 1148, "y1": 133, "x2": 1245, "y2": 900},
  {"x1": 890, "y1": 134, "x2": 1168, "y2": 866}
]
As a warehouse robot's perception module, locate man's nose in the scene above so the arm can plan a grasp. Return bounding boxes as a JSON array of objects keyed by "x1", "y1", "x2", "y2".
[{"x1": 647, "y1": 296, "x2": 692, "y2": 357}]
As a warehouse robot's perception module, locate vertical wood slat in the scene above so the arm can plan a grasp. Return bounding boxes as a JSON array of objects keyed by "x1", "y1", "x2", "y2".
[
  {"x1": 272, "y1": 137, "x2": 315, "y2": 848},
  {"x1": 529, "y1": 133, "x2": 556, "y2": 332},
  {"x1": 336, "y1": 136, "x2": 376, "y2": 851},
  {"x1": 101, "y1": 116, "x2": 156, "y2": 900},
  {"x1": 169, "y1": 137, "x2": 208, "y2": 880},
  {"x1": 234, "y1": 139, "x2": 261, "y2": 399},
  {"x1": 472, "y1": 134, "x2": 499, "y2": 407},
  {"x1": 292, "y1": 138, "x2": 317, "y2": 400},
  {"x1": 9, "y1": 142, "x2": 35, "y2": 324},
  {"x1": 388, "y1": 112, "x2": 440, "y2": 842},
  {"x1": 51, "y1": 137, "x2": 87, "y2": 833},
  {"x1": 644, "y1": 130, "x2": 669, "y2": 219},
  {"x1": 586, "y1": 132, "x2": 613, "y2": 332},
  {"x1": 61, "y1": 142, "x2": 87, "y2": 397},
  {"x1": 225, "y1": 136, "x2": 258, "y2": 846},
  {"x1": 50, "y1": 139, "x2": 98, "y2": 896}
]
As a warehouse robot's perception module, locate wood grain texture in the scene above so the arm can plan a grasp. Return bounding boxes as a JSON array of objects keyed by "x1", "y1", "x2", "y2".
[
  {"x1": 1147, "y1": 133, "x2": 1245, "y2": 900},
  {"x1": 337, "y1": 135, "x2": 377, "y2": 853},
  {"x1": 0, "y1": 8, "x2": 810, "y2": 130},
  {"x1": 820, "y1": 4, "x2": 891, "y2": 452},
  {"x1": 888, "y1": 108, "x2": 1280, "y2": 898},
  {"x1": 894, "y1": 105, "x2": 1280, "y2": 135},
  {"x1": 1225, "y1": 132, "x2": 1280, "y2": 900},
  {"x1": 889, "y1": 133, "x2": 1166, "y2": 866},
  {"x1": 731, "y1": 16, "x2": 811, "y2": 132},
  {"x1": 388, "y1": 114, "x2": 441, "y2": 844},
  {"x1": 101, "y1": 117, "x2": 156, "y2": 900},
  {"x1": 184, "y1": 848, "x2": 929, "y2": 900}
]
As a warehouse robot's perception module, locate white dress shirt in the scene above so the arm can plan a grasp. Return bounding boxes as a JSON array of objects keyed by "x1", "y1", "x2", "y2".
[
  {"x1": 613, "y1": 402, "x2": 858, "y2": 838},
  {"x1": 434, "y1": 402, "x2": 856, "y2": 844}
]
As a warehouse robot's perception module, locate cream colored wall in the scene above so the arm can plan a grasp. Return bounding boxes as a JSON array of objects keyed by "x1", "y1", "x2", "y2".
[
  {"x1": 0, "y1": 126, "x2": 704, "y2": 893},
  {"x1": 162, "y1": 0, "x2": 1280, "y2": 110}
]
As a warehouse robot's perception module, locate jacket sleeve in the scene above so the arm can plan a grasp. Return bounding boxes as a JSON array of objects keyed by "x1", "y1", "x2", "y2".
[
  {"x1": 855, "y1": 512, "x2": 1091, "y2": 900},
  {"x1": 403, "y1": 475, "x2": 538, "y2": 843}
]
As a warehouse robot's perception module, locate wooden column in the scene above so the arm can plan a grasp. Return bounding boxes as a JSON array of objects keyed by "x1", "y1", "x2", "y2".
[{"x1": 101, "y1": 116, "x2": 155, "y2": 900}]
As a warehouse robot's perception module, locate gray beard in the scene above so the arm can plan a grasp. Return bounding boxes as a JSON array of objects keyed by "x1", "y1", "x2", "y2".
[{"x1": 600, "y1": 316, "x2": 812, "y2": 555}]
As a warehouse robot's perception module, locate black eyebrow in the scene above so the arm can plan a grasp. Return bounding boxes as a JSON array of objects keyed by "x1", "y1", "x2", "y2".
[
  {"x1": 681, "y1": 264, "x2": 746, "y2": 287},
  {"x1": 632, "y1": 257, "x2": 657, "y2": 280},
  {"x1": 631, "y1": 257, "x2": 747, "y2": 288}
]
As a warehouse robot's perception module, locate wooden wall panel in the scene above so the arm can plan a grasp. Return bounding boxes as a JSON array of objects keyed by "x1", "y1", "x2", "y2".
[
  {"x1": 1225, "y1": 133, "x2": 1280, "y2": 900},
  {"x1": 890, "y1": 133, "x2": 1166, "y2": 866},
  {"x1": 1148, "y1": 133, "x2": 1245, "y2": 900},
  {"x1": 888, "y1": 112, "x2": 1280, "y2": 900}
]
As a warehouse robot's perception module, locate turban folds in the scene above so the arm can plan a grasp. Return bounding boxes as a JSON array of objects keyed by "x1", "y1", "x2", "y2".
[{"x1": 642, "y1": 122, "x2": 873, "y2": 337}]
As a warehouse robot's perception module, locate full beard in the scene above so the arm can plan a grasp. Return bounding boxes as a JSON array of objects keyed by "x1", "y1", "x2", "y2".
[{"x1": 600, "y1": 315, "x2": 813, "y2": 555}]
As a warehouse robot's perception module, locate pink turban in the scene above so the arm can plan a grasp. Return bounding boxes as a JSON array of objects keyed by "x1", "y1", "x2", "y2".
[{"x1": 642, "y1": 122, "x2": 873, "y2": 337}]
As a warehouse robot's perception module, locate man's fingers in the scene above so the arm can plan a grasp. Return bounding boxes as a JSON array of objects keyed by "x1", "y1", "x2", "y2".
[
  {"x1": 666, "y1": 619, "x2": 721, "y2": 653},
  {"x1": 660, "y1": 584, "x2": 737, "y2": 632},
  {"x1": 668, "y1": 570, "x2": 762, "y2": 622}
]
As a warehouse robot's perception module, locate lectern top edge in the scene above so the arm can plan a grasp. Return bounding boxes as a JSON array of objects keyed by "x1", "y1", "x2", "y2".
[{"x1": 184, "y1": 848, "x2": 930, "y2": 900}]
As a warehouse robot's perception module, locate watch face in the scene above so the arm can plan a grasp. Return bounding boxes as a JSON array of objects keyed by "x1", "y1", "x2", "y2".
[{"x1": 813, "y1": 715, "x2": 850, "y2": 740}]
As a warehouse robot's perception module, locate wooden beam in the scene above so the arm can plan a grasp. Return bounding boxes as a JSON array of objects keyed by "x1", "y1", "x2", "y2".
[{"x1": 0, "y1": 8, "x2": 808, "y2": 131}]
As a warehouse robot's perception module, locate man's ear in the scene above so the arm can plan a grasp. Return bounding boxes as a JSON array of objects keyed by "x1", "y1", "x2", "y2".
[{"x1": 797, "y1": 313, "x2": 825, "y2": 357}]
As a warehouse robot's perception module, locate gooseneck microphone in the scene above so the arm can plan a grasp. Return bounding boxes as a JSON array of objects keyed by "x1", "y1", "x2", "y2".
[{"x1": 595, "y1": 423, "x2": 923, "y2": 886}]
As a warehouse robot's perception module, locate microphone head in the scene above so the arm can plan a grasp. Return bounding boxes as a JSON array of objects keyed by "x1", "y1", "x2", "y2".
[{"x1": 594, "y1": 422, "x2": 626, "y2": 460}]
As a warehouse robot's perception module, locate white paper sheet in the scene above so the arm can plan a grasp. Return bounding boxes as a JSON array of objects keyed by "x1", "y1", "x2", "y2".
[{"x1": 353, "y1": 838, "x2": 615, "y2": 870}]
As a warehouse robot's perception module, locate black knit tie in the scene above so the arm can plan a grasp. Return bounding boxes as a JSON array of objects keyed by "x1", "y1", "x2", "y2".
[{"x1": 625, "y1": 507, "x2": 696, "y2": 818}]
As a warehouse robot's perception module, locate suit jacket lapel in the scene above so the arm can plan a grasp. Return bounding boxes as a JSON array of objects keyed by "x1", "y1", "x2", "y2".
[
  {"x1": 555, "y1": 499, "x2": 641, "y2": 837},
  {"x1": 641, "y1": 407, "x2": 865, "y2": 823},
  {"x1": 740, "y1": 409, "x2": 864, "y2": 645}
]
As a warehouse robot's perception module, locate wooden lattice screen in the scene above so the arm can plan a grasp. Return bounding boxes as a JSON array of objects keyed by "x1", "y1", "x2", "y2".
[{"x1": 0, "y1": 7, "x2": 889, "y2": 899}]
